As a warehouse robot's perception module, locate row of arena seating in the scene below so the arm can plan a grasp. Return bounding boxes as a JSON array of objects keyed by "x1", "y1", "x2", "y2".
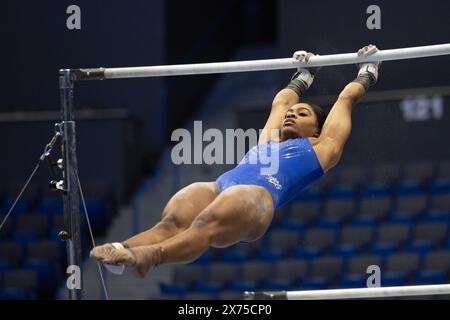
[
  {"x1": 0, "y1": 181, "x2": 116, "y2": 299},
  {"x1": 312, "y1": 162, "x2": 450, "y2": 186},
  {"x1": 156, "y1": 250, "x2": 450, "y2": 300}
]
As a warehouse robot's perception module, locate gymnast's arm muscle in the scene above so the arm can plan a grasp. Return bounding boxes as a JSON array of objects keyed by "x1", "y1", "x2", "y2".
[
  {"x1": 314, "y1": 82, "x2": 366, "y2": 172},
  {"x1": 258, "y1": 88, "x2": 299, "y2": 145}
]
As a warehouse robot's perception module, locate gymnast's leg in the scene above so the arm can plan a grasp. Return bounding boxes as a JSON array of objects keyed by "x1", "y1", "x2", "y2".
[
  {"x1": 94, "y1": 185, "x2": 274, "y2": 277},
  {"x1": 90, "y1": 182, "x2": 219, "y2": 259}
]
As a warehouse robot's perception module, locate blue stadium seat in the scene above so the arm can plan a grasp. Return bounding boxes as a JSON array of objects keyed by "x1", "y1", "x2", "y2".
[
  {"x1": 423, "y1": 250, "x2": 450, "y2": 274},
  {"x1": 12, "y1": 232, "x2": 38, "y2": 249},
  {"x1": 381, "y1": 273, "x2": 407, "y2": 286},
  {"x1": 207, "y1": 262, "x2": 239, "y2": 283},
  {"x1": 369, "y1": 223, "x2": 411, "y2": 255},
  {"x1": 173, "y1": 264, "x2": 205, "y2": 285},
  {"x1": 193, "y1": 281, "x2": 223, "y2": 296},
  {"x1": 339, "y1": 274, "x2": 367, "y2": 288},
  {"x1": 368, "y1": 243, "x2": 397, "y2": 256},
  {"x1": 230, "y1": 240, "x2": 263, "y2": 258},
  {"x1": 3, "y1": 270, "x2": 38, "y2": 294},
  {"x1": 370, "y1": 163, "x2": 402, "y2": 185},
  {"x1": 27, "y1": 240, "x2": 62, "y2": 263},
  {"x1": 191, "y1": 251, "x2": 213, "y2": 265},
  {"x1": 327, "y1": 184, "x2": 355, "y2": 199},
  {"x1": 273, "y1": 259, "x2": 308, "y2": 283},
  {"x1": 415, "y1": 271, "x2": 446, "y2": 285},
  {"x1": 0, "y1": 199, "x2": 29, "y2": 215},
  {"x1": 356, "y1": 195, "x2": 391, "y2": 224},
  {"x1": 309, "y1": 256, "x2": 344, "y2": 282},
  {"x1": 300, "y1": 228, "x2": 336, "y2": 254},
  {"x1": 337, "y1": 226, "x2": 374, "y2": 252},
  {"x1": 270, "y1": 208, "x2": 287, "y2": 228},
  {"x1": 292, "y1": 247, "x2": 321, "y2": 260},
  {"x1": 315, "y1": 217, "x2": 342, "y2": 229},
  {"x1": 395, "y1": 180, "x2": 423, "y2": 196},
  {"x1": 437, "y1": 162, "x2": 450, "y2": 180},
  {"x1": 218, "y1": 291, "x2": 245, "y2": 300},
  {"x1": 288, "y1": 200, "x2": 321, "y2": 225},
  {"x1": 220, "y1": 249, "x2": 249, "y2": 263},
  {"x1": 50, "y1": 213, "x2": 64, "y2": 230},
  {"x1": 15, "y1": 213, "x2": 50, "y2": 238},
  {"x1": 82, "y1": 198, "x2": 110, "y2": 233},
  {"x1": 0, "y1": 262, "x2": 10, "y2": 288},
  {"x1": 322, "y1": 198, "x2": 355, "y2": 226},
  {"x1": 0, "y1": 214, "x2": 13, "y2": 239},
  {"x1": 296, "y1": 187, "x2": 322, "y2": 202},
  {"x1": 430, "y1": 192, "x2": 450, "y2": 212},
  {"x1": 0, "y1": 241, "x2": 24, "y2": 267},
  {"x1": 240, "y1": 261, "x2": 272, "y2": 283},
  {"x1": 395, "y1": 194, "x2": 428, "y2": 219},
  {"x1": 413, "y1": 222, "x2": 448, "y2": 247},
  {"x1": 159, "y1": 283, "x2": 187, "y2": 298},
  {"x1": 184, "y1": 292, "x2": 215, "y2": 300},
  {"x1": 403, "y1": 162, "x2": 436, "y2": 183},
  {"x1": 346, "y1": 254, "x2": 383, "y2": 277},
  {"x1": 331, "y1": 245, "x2": 359, "y2": 258},
  {"x1": 385, "y1": 252, "x2": 420, "y2": 278},
  {"x1": 37, "y1": 197, "x2": 63, "y2": 215},
  {"x1": 23, "y1": 259, "x2": 58, "y2": 295},
  {"x1": 387, "y1": 211, "x2": 416, "y2": 224},
  {"x1": 359, "y1": 195, "x2": 391, "y2": 214},
  {"x1": 361, "y1": 183, "x2": 390, "y2": 197},
  {"x1": 0, "y1": 288, "x2": 30, "y2": 300},
  {"x1": 267, "y1": 229, "x2": 300, "y2": 253},
  {"x1": 350, "y1": 214, "x2": 379, "y2": 227},
  {"x1": 422, "y1": 210, "x2": 450, "y2": 223},
  {"x1": 228, "y1": 280, "x2": 257, "y2": 292},
  {"x1": 299, "y1": 277, "x2": 329, "y2": 290},
  {"x1": 429, "y1": 179, "x2": 450, "y2": 194},
  {"x1": 150, "y1": 293, "x2": 180, "y2": 300},
  {"x1": 445, "y1": 239, "x2": 450, "y2": 250},
  {"x1": 0, "y1": 260, "x2": 11, "y2": 273},
  {"x1": 314, "y1": 171, "x2": 338, "y2": 192},
  {"x1": 337, "y1": 166, "x2": 368, "y2": 187},
  {"x1": 406, "y1": 241, "x2": 434, "y2": 255},
  {"x1": 261, "y1": 279, "x2": 293, "y2": 291},
  {"x1": 277, "y1": 218, "x2": 306, "y2": 232},
  {"x1": 256, "y1": 248, "x2": 284, "y2": 262}
]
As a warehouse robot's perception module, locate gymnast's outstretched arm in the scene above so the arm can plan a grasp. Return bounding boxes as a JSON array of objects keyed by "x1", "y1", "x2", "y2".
[
  {"x1": 314, "y1": 45, "x2": 380, "y2": 172},
  {"x1": 258, "y1": 51, "x2": 319, "y2": 144}
]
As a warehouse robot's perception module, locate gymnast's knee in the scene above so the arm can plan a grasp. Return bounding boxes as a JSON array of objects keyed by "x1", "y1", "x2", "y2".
[{"x1": 158, "y1": 214, "x2": 189, "y2": 233}]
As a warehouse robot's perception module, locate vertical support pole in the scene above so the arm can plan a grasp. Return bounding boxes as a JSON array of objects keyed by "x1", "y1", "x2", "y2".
[{"x1": 59, "y1": 69, "x2": 83, "y2": 300}]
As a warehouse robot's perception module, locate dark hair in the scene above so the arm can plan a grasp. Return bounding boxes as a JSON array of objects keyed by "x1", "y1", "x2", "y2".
[{"x1": 305, "y1": 102, "x2": 327, "y2": 133}]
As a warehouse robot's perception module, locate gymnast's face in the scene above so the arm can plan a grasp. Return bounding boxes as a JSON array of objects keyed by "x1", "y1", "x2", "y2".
[{"x1": 281, "y1": 103, "x2": 320, "y2": 140}]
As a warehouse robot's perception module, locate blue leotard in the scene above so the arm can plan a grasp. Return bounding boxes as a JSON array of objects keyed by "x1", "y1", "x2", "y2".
[{"x1": 216, "y1": 138, "x2": 324, "y2": 208}]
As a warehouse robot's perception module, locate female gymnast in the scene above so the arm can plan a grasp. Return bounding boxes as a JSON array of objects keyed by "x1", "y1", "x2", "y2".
[{"x1": 90, "y1": 45, "x2": 381, "y2": 278}]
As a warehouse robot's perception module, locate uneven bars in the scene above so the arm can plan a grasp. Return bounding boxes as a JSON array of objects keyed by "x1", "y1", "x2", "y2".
[
  {"x1": 71, "y1": 43, "x2": 450, "y2": 81},
  {"x1": 244, "y1": 283, "x2": 450, "y2": 300}
]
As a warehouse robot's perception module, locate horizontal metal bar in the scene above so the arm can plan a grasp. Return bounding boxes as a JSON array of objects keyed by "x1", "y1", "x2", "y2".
[
  {"x1": 247, "y1": 284, "x2": 450, "y2": 300},
  {"x1": 92, "y1": 43, "x2": 450, "y2": 80}
]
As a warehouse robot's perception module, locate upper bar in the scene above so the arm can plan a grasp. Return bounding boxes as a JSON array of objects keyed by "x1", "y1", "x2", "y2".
[
  {"x1": 104, "y1": 43, "x2": 450, "y2": 79},
  {"x1": 70, "y1": 43, "x2": 450, "y2": 80}
]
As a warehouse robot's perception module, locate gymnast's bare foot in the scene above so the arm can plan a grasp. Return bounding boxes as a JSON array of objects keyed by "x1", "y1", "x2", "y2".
[
  {"x1": 90, "y1": 243, "x2": 116, "y2": 262},
  {"x1": 91, "y1": 244, "x2": 163, "y2": 278}
]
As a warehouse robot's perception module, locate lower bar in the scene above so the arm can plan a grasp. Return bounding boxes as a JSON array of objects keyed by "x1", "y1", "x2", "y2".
[{"x1": 245, "y1": 284, "x2": 450, "y2": 300}]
